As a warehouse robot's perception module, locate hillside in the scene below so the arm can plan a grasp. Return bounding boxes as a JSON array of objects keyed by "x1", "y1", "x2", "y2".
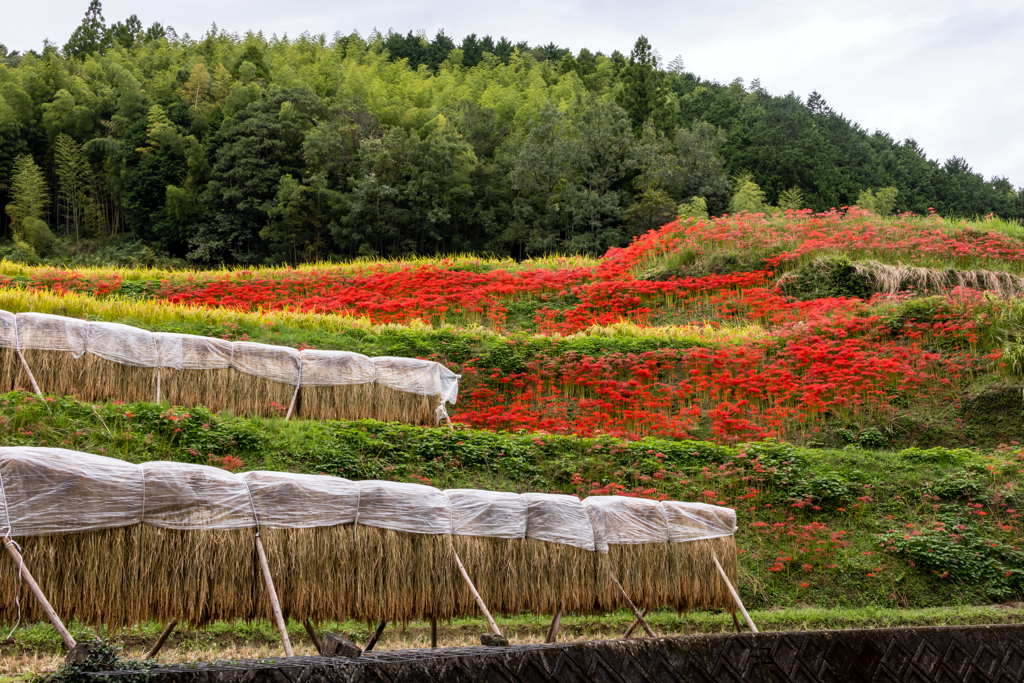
[
  {"x1": 0, "y1": 208, "x2": 1021, "y2": 616},
  {"x1": 1, "y1": 2, "x2": 1022, "y2": 267}
]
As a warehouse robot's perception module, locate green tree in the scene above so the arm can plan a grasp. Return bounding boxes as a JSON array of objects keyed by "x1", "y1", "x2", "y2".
[
  {"x1": 729, "y1": 172, "x2": 768, "y2": 214},
  {"x1": 778, "y1": 186, "x2": 806, "y2": 211},
  {"x1": 53, "y1": 133, "x2": 92, "y2": 238},
  {"x1": 616, "y1": 36, "x2": 667, "y2": 131},
  {"x1": 64, "y1": 0, "x2": 107, "y2": 58},
  {"x1": 4, "y1": 155, "x2": 56, "y2": 254}
]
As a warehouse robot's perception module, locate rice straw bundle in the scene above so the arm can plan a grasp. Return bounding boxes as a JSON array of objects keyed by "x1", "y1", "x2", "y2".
[
  {"x1": 229, "y1": 342, "x2": 300, "y2": 418},
  {"x1": 297, "y1": 350, "x2": 376, "y2": 422},
  {"x1": 0, "y1": 527, "x2": 142, "y2": 628},
  {"x1": 259, "y1": 525, "x2": 358, "y2": 622},
  {"x1": 666, "y1": 535, "x2": 739, "y2": 613},
  {"x1": 0, "y1": 311, "x2": 18, "y2": 393},
  {"x1": 351, "y1": 525, "x2": 469, "y2": 623},
  {"x1": 73, "y1": 322, "x2": 160, "y2": 404},
  {"x1": 135, "y1": 525, "x2": 259, "y2": 626},
  {"x1": 156, "y1": 334, "x2": 234, "y2": 413},
  {"x1": 373, "y1": 385, "x2": 438, "y2": 425},
  {"x1": 75, "y1": 358, "x2": 157, "y2": 404},
  {"x1": 14, "y1": 312, "x2": 89, "y2": 398},
  {"x1": 372, "y1": 357, "x2": 445, "y2": 425}
]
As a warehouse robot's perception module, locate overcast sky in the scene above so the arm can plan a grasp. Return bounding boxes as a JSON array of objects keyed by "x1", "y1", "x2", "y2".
[{"x1": 4, "y1": 0, "x2": 1022, "y2": 185}]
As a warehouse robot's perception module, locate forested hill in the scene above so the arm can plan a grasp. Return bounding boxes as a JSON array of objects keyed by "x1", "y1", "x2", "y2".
[{"x1": 1, "y1": 2, "x2": 1021, "y2": 265}]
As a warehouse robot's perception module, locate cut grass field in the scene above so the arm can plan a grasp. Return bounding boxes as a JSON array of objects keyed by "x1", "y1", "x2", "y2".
[{"x1": 3, "y1": 605, "x2": 1024, "y2": 678}]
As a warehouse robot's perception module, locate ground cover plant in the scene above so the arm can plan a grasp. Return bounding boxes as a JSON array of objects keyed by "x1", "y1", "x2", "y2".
[{"x1": 1, "y1": 209, "x2": 1024, "y2": 672}]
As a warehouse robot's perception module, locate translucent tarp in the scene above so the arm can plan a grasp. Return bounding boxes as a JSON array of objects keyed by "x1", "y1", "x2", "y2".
[
  {"x1": 583, "y1": 496, "x2": 670, "y2": 551},
  {"x1": 154, "y1": 333, "x2": 233, "y2": 370},
  {"x1": 299, "y1": 349, "x2": 376, "y2": 387},
  {"x1": 522, "y1": 493, "x2": 596, "y2": 551},
  {"x1": 15, "y1": 312, "x2": 88, "y2": 357},
  {"x1": 87, "y1": 321, "x2": 159, "y2": 368},
  {"x1": 662, "y1": 501, "x2": 737, "y2": 542},
  {"x1": 0, "y1": 310, "x2": 16, "y2": 350},
  {"x1": 231, "y1": 342, "x2": 301, "y2": 385},
  {"x1": 0, "y1": 448, "x2": 734, "y2": 548},
  {"x1": 445, "y1": 489, "x2": 527, "y2": 539},
  {"x1": 373, "y1": 356, "x2": 461, "y2": 405},
  {"x1": 141, "y1": 461, "x2": 255, "y2": 530},
  {"x1": 355, "y1": 480, "x2": 452, "y2": 535},
  {"x1": 240, "y1": 471, "x2": 358, "y2": 529},
  {"x1": 0, "y1": 447, "x2": 143, "y2": 536}
]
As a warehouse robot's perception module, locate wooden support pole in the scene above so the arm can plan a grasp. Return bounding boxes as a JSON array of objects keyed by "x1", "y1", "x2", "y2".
[
  {"x1": 732, "y1": 611, "x2": 742, "y2": 633},
  {"x1": 447, "y1": 537, "x2": 501, "y2": 636},
  {"x1": 303, "y1": 619, "x2": 323, "y2": 654},
  {"x1": 145, "y1": 620, "x2": 177, "y2": 660},
  {"x1": 3, "y1": 537, "x2": 75, "y2": 650},
  {"x1": 713, "y1": 554, "x2": 758, "y2": 634},
  {"x1": 544, "y1": 608, "x2": 563, "y2": 644},
  {"x1": 284, "y1": 383, "x2": 300, "y2": 421},
  {"x1": 430, "y1": 617, "x2": 437, "y2": 649},
  {"x1": 155, "y1": 368, "x2": 161, "y2": 403},
  {"x1": 255, "y1": 533, "x2": 294, "y2": 656},
  {"x1": 16, "y1": 350, "x2": 42, "y2": 397},
  {"x1": 609, "y1": 574, "x2": 655, "y2": 638},
  {"x1": 622, "y1": 608, "x2": 649, "y2": 638},
  {"x1": 364, "y1": 620, "x2": 386, "y2": 652}
]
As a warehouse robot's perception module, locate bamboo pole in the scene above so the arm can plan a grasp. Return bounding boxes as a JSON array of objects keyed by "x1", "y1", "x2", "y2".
[
  {"x1": 364, "y1": 620, "x2": 386, "y2": 652},
  {"x1": 622, "y1": 608, "x2": 649, "y2": 638},
  {"x1": 430, "y1": 617, "x2": 437, "y2": 648},
  {"x1": 285, "y1": 383, "x2": 299, "y2": 420},
  {"x1": 303, "y1": 619, "x2": 323, "y2": 654},
  {"x1": 713, "y1": 554, "x2": 758, "y2": 634},
  {"x1": 255, "y1": 533, "x2": 293, "y2": 656},
  {"x1": 155, "y1": 368, "x2": 161, "y2": 403},
  {"x1": 2, "y1": 537, "x2": 75, "y2": 650},
  {"x1": 544, "y1": 608, "x2": 563, "y2": 644},
  {"x1": 609, "y1": 573, "x2": 655, "y2": 638},
  {"x1": 145, "y1": 621, "x2": 177, "y2": 659},
  {"x1": 15, "y1": 350, "x2": 42, "y2": 396},
  {"x1": 447, "y1": 537, "x2": 501, "y2": 636}
]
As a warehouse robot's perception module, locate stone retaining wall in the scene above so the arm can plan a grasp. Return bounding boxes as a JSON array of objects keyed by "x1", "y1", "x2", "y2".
[{"x1": 92, "y1": 623, "x2": 1024, "y2": 683}]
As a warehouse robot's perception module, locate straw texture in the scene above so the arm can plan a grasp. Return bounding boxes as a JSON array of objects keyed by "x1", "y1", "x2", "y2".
[
  {"x1": 298, "y1": 384, "x2": 376, "y2": 421},
  {"x1": 160, "y1": 368, "x2": 234, "y2": 413},
  {"x1": 75, "y1": 355, "x2": 158, "y2": 404},
  {"x1": 374, "y1": 385, "x2": 438, "y2": 425},
  {"x1": 0, "y1": 348, "x2": 18, "y2": 393},
  {"x1": 229, "y1": 372, "x2": 296, "y2": 418},
  {"x1": 0, "y1": 528, "x2": 739, "y2": 627},
  {"x1": 18, "y1": 350, "x2": 85, "y2": 399}
]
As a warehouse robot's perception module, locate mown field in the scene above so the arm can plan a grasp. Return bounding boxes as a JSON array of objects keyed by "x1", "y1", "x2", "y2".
[{"x1": 2, "y1": 209, "x2": 1024, "y2": 674}]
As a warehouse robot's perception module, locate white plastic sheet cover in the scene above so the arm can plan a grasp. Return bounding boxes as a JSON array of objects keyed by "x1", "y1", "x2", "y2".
[
  {"x1": 15, "y1": 312, "x2": 88, "y2": 357},
  {"x1": 0, "y1": 447, "x2": 143, "y2": 536},
  {"x1": 87, "y1": 321, "x2": 159, "y2": 368},
  {"x1": 661, "y1": 501, "x2": 737, "y2": 542},
  {"x1": 445, "y1": 489, "x2": 527, "y2": 539},
  {"x1": 141, "y1": 461, "x2": 256, "y2": 530},
  {"x1": 299, "y1": 349, "x2": 376, "y2": 387},
  {"x1": 154, "y1": 333, "x2": 233, "y2": 371},
  {"x1": 231, "y1": 341, "x2": 301, "y2": 385},
  {"x1": 0, "y1": 310, "x2": 16, "y2": 350},
  {"x1": 356, "y1": 480, "x2": 452, "y2": 535},
  {"x1": 373, "y1": 356, "x2": 461, "y2": 405},
  {"x1": 583, "y1": 496, "x2": 671, "y2": 551},
  {"x1": 521, "y1": 493, "x2": 596, "y2": 551},
  {"x1": 241, "y1": 471, "x2": 359, "y2": 529}
]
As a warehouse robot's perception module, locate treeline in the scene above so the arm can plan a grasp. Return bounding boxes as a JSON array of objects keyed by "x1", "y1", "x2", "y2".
[{"x1": 1, "y1": 1, "x2": 1021, "y2": 264}]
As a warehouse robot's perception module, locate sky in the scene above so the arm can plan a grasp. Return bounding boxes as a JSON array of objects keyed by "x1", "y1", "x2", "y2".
[{"x1": 3, "y1": 0, "x2": 1023, "y2": 185}]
